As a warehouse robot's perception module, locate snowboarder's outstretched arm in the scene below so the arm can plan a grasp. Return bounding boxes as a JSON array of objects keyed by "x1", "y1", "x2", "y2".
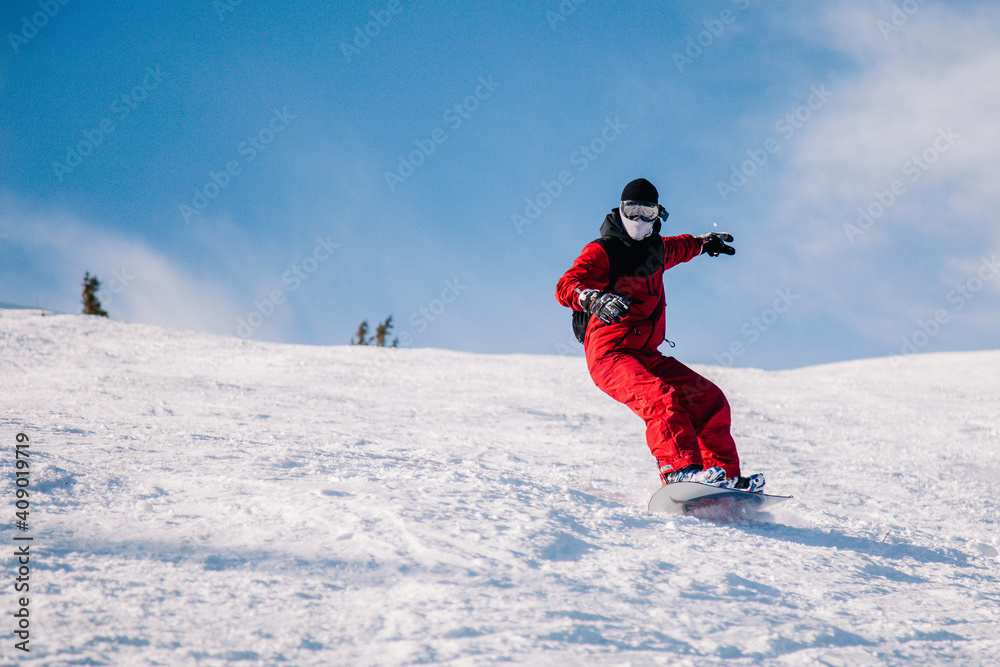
[
  {"x1": 662, "y1": 233, "x2": 706, "y2": 269},
  {"x1": 557, "y1": 232, "x2": 733, "y2": 310},
  {"x1": 662, "y1": 232, "x2": 735, "y2": 265}
]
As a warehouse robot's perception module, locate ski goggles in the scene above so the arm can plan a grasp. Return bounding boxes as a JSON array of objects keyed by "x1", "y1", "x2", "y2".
[{"x1": 621, "y1": 200, "x2": 666, "y2": 223}]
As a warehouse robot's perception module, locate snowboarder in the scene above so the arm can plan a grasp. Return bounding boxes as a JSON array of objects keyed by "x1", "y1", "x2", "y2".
[{"x1": 555, "y1": 178, "x2": 764, "y2": 491}]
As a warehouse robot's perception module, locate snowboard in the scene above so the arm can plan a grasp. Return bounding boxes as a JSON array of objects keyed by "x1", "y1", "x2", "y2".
[{"x1": 647, "y1": 481, "x2": 792, "y2": 515}]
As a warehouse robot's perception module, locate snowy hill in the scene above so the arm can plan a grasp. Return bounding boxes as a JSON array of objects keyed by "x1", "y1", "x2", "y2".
[{"x1": 2, "y1": 310, "x2": 999, "y2": 666}]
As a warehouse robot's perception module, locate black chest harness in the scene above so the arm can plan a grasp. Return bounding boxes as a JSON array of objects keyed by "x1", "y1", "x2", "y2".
[{"x1": 572, "y1": 235, "x2": 666, "y2": 344}]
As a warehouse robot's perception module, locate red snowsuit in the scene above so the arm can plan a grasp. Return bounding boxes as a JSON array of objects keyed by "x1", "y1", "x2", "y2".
[{"x1": 556, "y1": 212, "x2": 741, "y2": 479}]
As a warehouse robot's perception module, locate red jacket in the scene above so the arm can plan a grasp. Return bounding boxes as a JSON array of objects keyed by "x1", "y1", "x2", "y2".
[{"x1": 556, "y1": 213, "x2": 702, "y2": 361}]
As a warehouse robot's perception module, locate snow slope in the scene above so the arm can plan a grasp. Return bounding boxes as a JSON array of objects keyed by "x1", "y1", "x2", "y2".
[{"x1": 1, "y1": 309, "x2": 998, "y2": 666}]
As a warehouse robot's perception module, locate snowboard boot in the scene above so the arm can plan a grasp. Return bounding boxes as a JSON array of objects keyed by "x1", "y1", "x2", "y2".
[
  {"x1": 721, "y1": 473, "x2": 766, "y2": 493},
  {"x1": 661, "y1": 465, "x2": 727, "y2": 486}
]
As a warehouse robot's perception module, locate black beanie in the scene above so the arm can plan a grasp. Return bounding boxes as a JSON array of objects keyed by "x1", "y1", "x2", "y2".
[{"x1": 621, "y1": 178, "x2": 658, "y2": 204}]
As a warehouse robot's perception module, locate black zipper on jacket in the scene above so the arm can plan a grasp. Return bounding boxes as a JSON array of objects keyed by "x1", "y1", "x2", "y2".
[
  {"x1": 640, "y1": 321, "x2": 657, "y2": 350},
  {"x1": 609, "y1": 327, "x2": 633, "y2": 350},
  {"x1": 608, "y1": 318, "x2": 657, "y2": 351}
]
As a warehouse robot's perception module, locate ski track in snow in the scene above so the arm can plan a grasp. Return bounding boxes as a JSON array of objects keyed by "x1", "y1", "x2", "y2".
[{"x1": 1, "y1": 309, "x2": 998, "y2": 666}]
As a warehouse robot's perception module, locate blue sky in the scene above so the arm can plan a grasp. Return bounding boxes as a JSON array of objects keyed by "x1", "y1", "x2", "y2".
[{"x1": 2, "y1": 0, "x2": 998, "y2": 369}]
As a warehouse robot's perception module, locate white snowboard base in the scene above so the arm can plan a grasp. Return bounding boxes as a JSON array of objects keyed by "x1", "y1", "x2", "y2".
[{"x1": 648, "y1": 481, "x2": 792, "y2": 515}]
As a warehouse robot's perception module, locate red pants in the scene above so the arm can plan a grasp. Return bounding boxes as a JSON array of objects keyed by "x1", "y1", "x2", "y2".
[{"x1": 588, "y1": 351, "x2": 740, "y2": 478}]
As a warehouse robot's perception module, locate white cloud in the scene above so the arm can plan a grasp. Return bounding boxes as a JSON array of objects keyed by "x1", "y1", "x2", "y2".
[
  {"x1": 0, "y1": 192, "x2": 249, "y2": 336},
  {"x1": 777, "y1": 0, "x2": 1000, "y2": 240},
  {"x1": 732, "y1": 0, "x2": 1000, "y2": 349}
]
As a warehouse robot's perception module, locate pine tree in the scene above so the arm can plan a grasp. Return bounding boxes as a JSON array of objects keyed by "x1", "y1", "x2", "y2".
[
  {"x1": 351, "y1": 320, "x2": 372, "y2": 345},
  {"x1": 352, "y1": 316, "x2": 399, "y2": 347},
  {"x1": 375, "y1": 316, "x2": 399, "y2": 348},
  {"x1": 81, "y1": 272, "x2": 108, "y2": 317}
]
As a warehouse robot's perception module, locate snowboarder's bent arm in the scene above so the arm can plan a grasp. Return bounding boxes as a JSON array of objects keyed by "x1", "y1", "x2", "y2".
[{"x1": 556, "y1": 242, "x2": 611, "y2": 310}]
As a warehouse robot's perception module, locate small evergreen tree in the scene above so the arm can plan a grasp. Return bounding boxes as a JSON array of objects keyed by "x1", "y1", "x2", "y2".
[
  {"x1": 81, "y1": 272, "x2": 108, "y2": 317},
  {"x1": 351, "y1": 316, "x2": 399, "y2": 347},
  {"x1": 351, "y1": 320, "x2": 373, "y2": 345},
  {"x1": 375, "y1": 316, "x2": 399, "y2": 348}
]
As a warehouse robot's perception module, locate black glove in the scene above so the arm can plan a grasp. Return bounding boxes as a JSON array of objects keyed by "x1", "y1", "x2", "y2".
[
  {"x1": 698, "y1": 232, "x2": 735, "y2": 257},
  {"x1": 579, "y1": 289, "x2": 631, "y2": 324}
]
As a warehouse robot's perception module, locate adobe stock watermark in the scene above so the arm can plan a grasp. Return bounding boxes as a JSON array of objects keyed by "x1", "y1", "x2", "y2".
[
  {"x1": 715, "y1": 288, "x2": 800, "y2": 366},
  {"x1": 214, "y1": 0, "x2": 245, "y2": 20},
  {"x1": 554, "y1": 331, "x2": 585, "y2": 357},
  {"x1": 236, "y1": 235, "x2": 340, "y2": 339},
  {"x1": 179, "y1": 107, "x2": 297, "y2": 225},
  {"x1": 511, "y1": 116, "x2": 628, "y2": 234},
  {"x1": 673, "y1": 0, "x2": 750, "y2": 73},
  {"x1": 878, "y1": 0, "x2": 929, "y2": 40},
  {"x1": 96, "y1": 267, "x2": 135, "y2": 309},
  {"x1": 384, "y1": 75, "x2": 500, "y2": 192},
  {"x1": 716, "y1": 83, "x2": 833, "y2": 202},
  {"x1": 403, "y1": 277, "x2": 468, "y2": 340},
  {"x1": 889, "y1": 254, "x2": 998, "y2": 367},
  {"x1": 7, "y1": 0, "x2": 71, "y2": 54},
  {"x1": 351, "y1": 278, "x2": 469, "y2": 370},
  {"x1": 51, "y1": 65, "x2": 166, "y2": 183},
  {"x1": 844, "y1": 127, "x2": 958, "y2": 244},
  {"x1": 339, "y1": 0, "x2": 405, "y2": 62},
  {"x1": 355, "y1": 277, "x2": 469, "y2": 387},
  {"x1": 546, "y1": 0, "x2": 587, "y2": 30}
]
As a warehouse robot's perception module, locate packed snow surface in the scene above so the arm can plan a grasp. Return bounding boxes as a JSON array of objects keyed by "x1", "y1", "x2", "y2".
[{"x1": 2, "y1": 309, "x2": 999, "y2": 666}]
